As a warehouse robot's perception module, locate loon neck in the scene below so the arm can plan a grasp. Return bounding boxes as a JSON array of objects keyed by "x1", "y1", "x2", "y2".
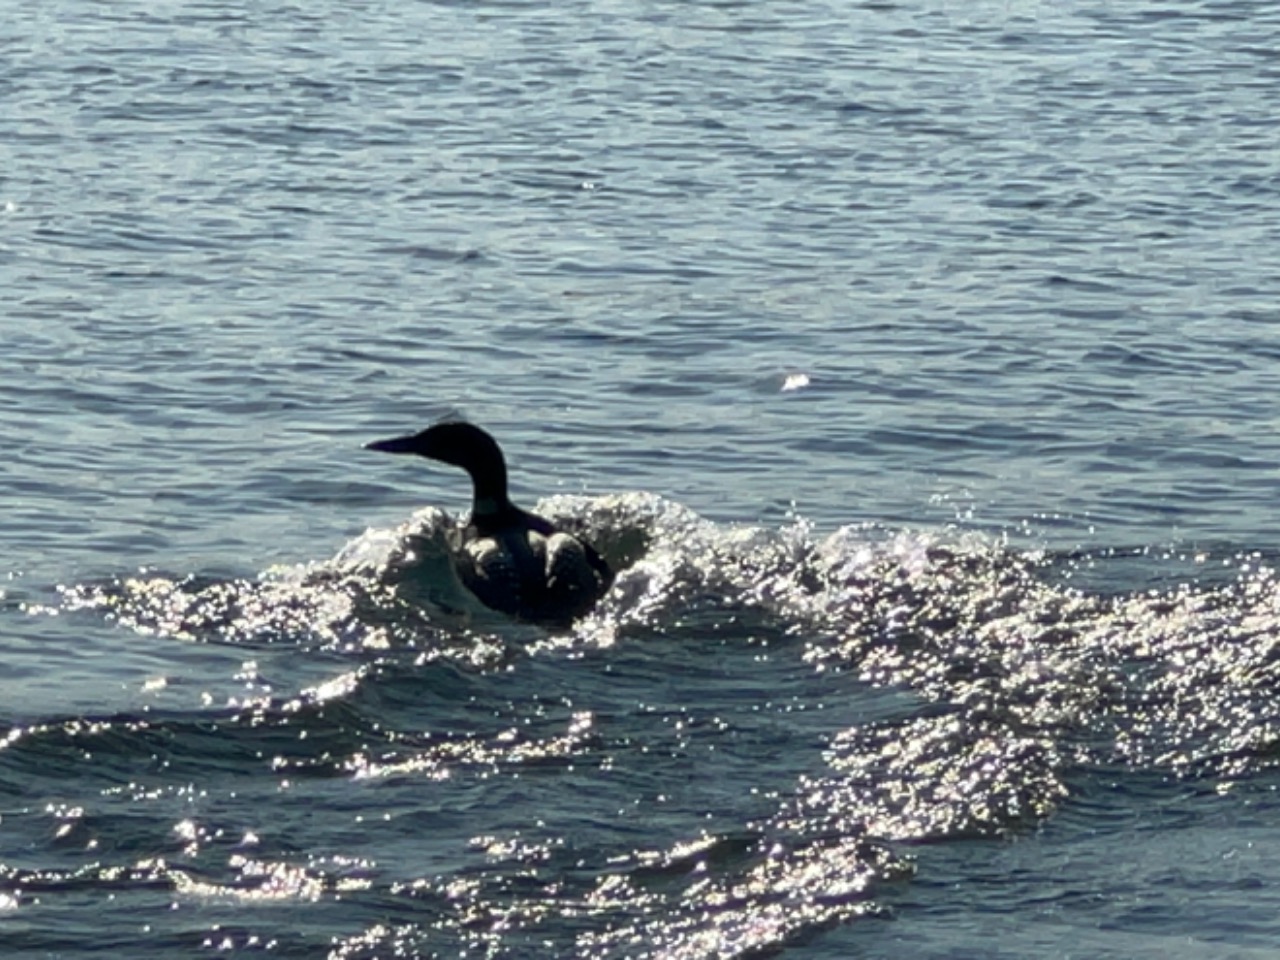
[
  {"x1": 472, "y1": 493, "x2": 511, "y2": 519},
  {"x1": 465, "y1": 461, "x2": 513, "y2": 520}
]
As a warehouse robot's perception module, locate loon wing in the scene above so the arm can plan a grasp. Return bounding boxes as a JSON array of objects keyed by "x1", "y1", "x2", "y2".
[
  {"x1": 543, "y1": 533, "x2": 613, "y2": 619},
  {"x1": 454, "y1": 536, "x2": 528, "y2": 617},
  {"x1": 453, "y1": 515, "x2": 613, "y2": 624}
]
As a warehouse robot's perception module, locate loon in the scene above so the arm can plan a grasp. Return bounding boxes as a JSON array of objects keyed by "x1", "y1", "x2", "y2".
[{"x1": 366, "y1": 421, "x2": 614, "y2": 625}]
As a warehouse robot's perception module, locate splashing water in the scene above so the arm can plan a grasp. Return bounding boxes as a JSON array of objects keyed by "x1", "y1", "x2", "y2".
[{"x1": 9, "y1": 493, "x2": 1280, "y2": 957}]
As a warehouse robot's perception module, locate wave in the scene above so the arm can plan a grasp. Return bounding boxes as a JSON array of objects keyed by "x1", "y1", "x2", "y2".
[{"x1": 14, "y1": 492, "x2": 1280, "y2": 957}]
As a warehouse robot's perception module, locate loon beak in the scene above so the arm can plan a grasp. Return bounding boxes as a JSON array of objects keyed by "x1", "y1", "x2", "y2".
[{"x1": 365, "y1": 434, "x2": 421, "y2": 455}]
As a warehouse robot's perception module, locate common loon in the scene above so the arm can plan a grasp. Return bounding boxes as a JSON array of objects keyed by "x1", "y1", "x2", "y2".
[{"x1": 366, "y1": 421, "x2": 614, "y2": 625}]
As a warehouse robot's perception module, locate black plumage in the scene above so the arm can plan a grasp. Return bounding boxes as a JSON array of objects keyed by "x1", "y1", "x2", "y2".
[{"x1": 367, "y1": 422, "x2": 613, "y2": 625}]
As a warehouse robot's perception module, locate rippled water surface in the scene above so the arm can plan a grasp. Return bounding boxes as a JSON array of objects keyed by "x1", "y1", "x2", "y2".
[{"x1": 5, "y1": 2, "x2": 1280, "y2": 957}]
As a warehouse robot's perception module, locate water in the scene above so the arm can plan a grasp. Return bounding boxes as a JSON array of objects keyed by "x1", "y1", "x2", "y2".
[{"x1": 5, "y1": 1, "x2": 1280, "y2": 956}]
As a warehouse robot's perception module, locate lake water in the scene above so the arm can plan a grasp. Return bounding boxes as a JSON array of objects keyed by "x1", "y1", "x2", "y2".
[{"x1": 5, "y1": 1, "x2": 1280, "y2": 957}]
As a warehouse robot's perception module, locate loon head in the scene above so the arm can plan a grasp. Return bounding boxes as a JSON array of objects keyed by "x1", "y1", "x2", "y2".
[{"x1": 366, "y1": 421, "x2": 511, "y2": 517}]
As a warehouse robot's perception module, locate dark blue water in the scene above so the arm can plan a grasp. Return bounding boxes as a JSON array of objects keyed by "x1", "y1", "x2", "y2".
[{"x1": 6, "y1": 2, "x2": 1280, "y2": 956}]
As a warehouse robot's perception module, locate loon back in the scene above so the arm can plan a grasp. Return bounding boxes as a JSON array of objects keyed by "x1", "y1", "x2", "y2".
[
  {"x1": 452, "y1": 511, "x2": 613, "y2": 624},
  {"x1": 367, "y1": 421, "x2": 614, "y2": 624}
]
